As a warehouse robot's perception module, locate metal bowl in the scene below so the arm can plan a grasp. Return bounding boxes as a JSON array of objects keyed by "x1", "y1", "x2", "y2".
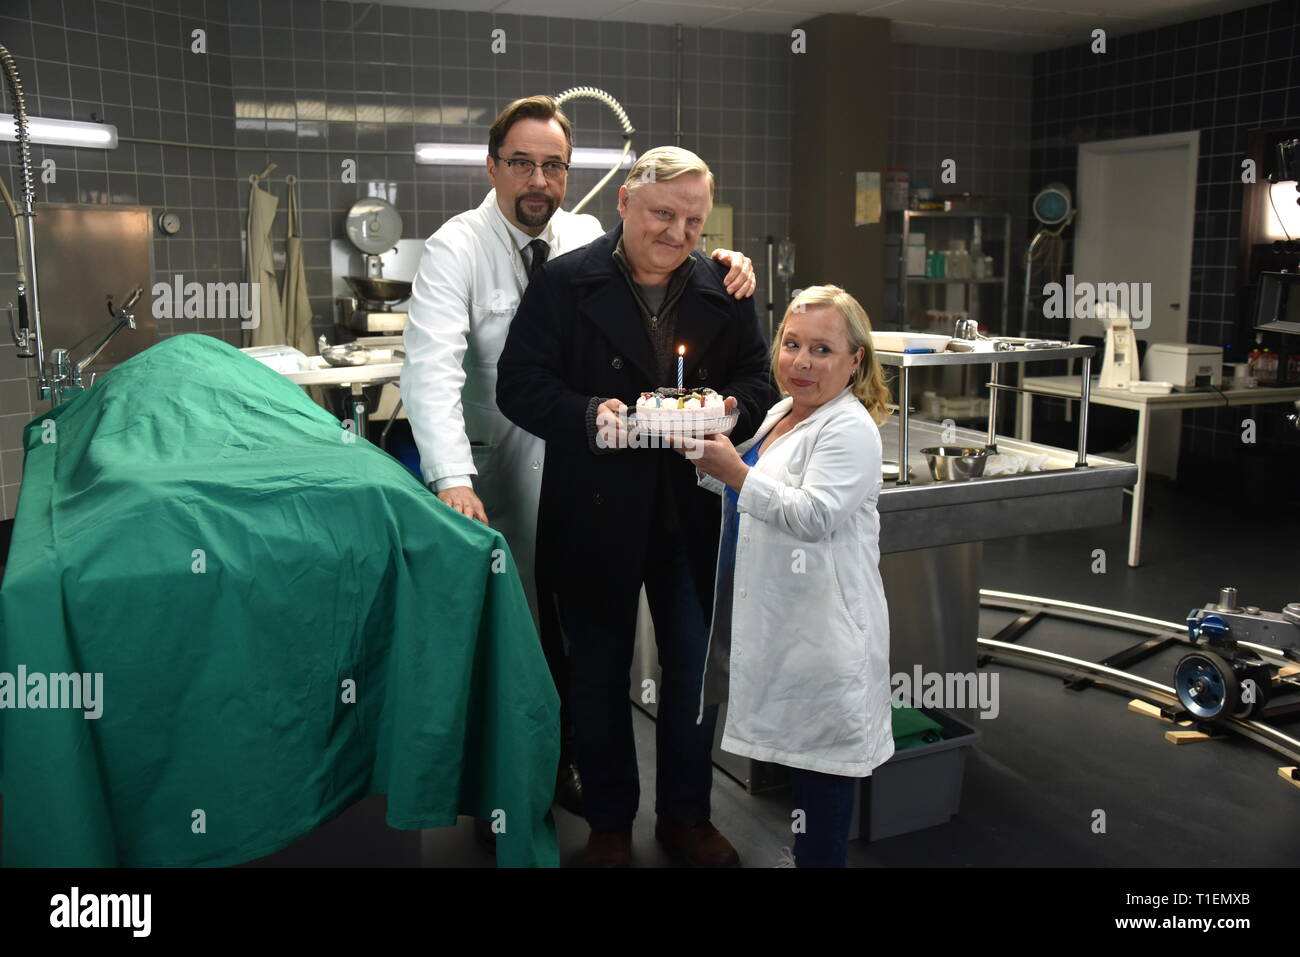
[
  {"x1": 320, "y1": 343, "x2": 372, "y2": 367},
  {"x1": 920, "y1": 446, "x2": 989, "y2": 482},
  {"x1": 345, "y1": 275, "x2": 412, "y2": 304}
]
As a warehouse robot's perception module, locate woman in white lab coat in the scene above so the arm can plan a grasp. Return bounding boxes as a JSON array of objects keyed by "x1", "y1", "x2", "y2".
[{"x1": 680, "y1": 285, "x2": 895, "y2": 867}]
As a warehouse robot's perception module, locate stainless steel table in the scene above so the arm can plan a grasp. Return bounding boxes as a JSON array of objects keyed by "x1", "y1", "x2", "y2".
[{"x1": 876, "y1": 342, "x2": 1098, "y2": 484}]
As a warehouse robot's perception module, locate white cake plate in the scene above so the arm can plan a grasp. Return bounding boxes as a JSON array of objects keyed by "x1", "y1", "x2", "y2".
[{"x1": 627, "y1": 411, "x2": 739, "y2": 437}]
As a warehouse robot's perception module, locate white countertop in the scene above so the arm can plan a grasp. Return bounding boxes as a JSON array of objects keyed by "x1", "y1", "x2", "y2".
[{"x1": 1021, "y1": 375, "x2": 1300, "y2": 409}]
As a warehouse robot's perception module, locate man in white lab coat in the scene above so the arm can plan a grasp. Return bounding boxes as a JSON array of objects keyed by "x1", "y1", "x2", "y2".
[{"x1": 400, "y1": 95, "x2": 756, "y2": 818}]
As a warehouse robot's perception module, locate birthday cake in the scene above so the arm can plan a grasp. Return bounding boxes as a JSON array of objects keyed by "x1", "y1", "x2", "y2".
[{"x1": 633, "y1": 387, "x2": 730, "y2": 433}]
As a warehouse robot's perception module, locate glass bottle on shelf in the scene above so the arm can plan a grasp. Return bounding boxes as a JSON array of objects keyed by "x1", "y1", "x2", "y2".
[{"x1": 948, "y1": 240, "x2": 970, "y2": 279}]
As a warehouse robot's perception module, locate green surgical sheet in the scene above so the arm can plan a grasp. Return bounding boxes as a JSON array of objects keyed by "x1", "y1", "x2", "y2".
[{"x1": 0, "y1": 334, "x2": 560, "y2": 867}]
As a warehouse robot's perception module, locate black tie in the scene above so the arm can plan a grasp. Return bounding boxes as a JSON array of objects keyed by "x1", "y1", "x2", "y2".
[{"x1": 526, "y1": 239, "x2": 549, "y2": 281}]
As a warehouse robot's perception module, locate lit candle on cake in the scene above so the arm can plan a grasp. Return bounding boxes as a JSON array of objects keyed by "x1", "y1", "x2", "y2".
[{"x1": 677, "y1": 345, "x2": 684, "y2": 390}]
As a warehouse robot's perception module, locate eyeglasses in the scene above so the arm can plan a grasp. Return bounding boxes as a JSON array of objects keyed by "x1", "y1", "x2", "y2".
[{"x1": 494, "y1": 156, "x2": 571, "y2": 180}]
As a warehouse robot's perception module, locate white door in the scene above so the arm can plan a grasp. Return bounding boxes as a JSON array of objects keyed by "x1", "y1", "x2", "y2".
[{"x1": 1074, "y1": 132, "x2": 1198, "y2": 477}]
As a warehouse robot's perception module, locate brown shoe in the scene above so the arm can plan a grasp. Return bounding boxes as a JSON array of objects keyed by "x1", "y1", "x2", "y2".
[
  {"x1": 654, "y1": 819, "x2": 740, "y2": 868},
  {"x1": 583, "y1": 828, "x2": 633, "y2": 868}
]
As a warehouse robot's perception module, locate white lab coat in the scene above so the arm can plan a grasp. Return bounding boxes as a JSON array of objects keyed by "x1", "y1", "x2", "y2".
[
  {"x1": 697, "y1": 387, "x2": 895, "y2": 777},
  {"x1": 400, "y1": 189, "x2": 602, "y2": 621}
]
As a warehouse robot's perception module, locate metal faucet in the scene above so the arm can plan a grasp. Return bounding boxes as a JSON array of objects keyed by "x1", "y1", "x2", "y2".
[{"x1": 47, "y1": 287, "x2": 141, "y2": 405}]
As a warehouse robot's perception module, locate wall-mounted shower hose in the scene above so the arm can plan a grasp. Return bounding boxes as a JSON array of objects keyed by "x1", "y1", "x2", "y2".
[
  {"x1": 554, "y1": 86, "x2": 636, "y2": 215},
  {"x1": 1, "y1": 43, "x2": 42, "y2": 365},
  {"x1": 0, "y1": 45, "x2": 34, "y2": 211}
]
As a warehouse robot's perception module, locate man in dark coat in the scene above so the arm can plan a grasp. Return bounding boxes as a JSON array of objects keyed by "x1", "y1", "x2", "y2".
[{"x1": 497, "y1": 146, "x2": 776, "y2": 867}]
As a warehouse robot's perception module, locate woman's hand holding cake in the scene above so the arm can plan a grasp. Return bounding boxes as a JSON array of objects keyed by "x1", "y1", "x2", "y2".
[{"x1": 672, "y1": 430, "x2": 749, "y2": 492}]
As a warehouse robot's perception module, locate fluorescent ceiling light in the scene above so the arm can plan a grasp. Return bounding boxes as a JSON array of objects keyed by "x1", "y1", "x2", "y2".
[
  {"x1": 415, "y1": 142, "x2": 634, "y2": 169},
  {"x1": 0, "y1": 113, "x2": 118, "y2": 149},
  {"x1": 571, "y1": 147, "x2": 634, "y2": 169},
  {"x1": 413, "y1": 143, "x2": 483, "y2": 165}
]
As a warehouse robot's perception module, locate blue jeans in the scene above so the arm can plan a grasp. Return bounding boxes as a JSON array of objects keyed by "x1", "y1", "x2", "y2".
[
  {"x1": 789, "y1": 767, "x2": 859, "y2": 867},
  {"x1": 555, "y1": 531, "x2": 719, "y2": 831}
]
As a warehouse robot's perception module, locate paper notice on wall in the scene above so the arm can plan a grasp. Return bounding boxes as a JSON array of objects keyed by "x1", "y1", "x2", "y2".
[{"x1": 855, "y1": 171, "x2": 881, "y2": 225}]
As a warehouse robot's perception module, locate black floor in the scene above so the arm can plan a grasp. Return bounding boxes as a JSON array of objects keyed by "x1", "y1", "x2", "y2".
[
  {"x1": 982, "y1": 476, "x2": 1299, "y2": 623},
  {"x1": 254, "y1": 478, "x2": 1300, "y2": 867},
  {"x1": 874, "y1": 479, "x2": 1298, "y2": 868},
  {"x1": 7, "y1": 478, "x2": 1296, "y2": 867}
]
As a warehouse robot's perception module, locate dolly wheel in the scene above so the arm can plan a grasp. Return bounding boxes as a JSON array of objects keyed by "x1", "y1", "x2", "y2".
[{"x1": 1174, "y1": 651, "x2": 1240, "y2": 721}]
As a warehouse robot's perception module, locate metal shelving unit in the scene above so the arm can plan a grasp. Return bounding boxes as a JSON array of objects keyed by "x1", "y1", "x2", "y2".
[{"x1": 893, "y1": 210, "x2": 1013, "y2": 336}]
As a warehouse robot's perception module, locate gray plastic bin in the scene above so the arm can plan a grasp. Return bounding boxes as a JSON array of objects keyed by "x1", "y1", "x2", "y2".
[{"x1": 851, "y1": 708, "x2": 981, "y2": 842}]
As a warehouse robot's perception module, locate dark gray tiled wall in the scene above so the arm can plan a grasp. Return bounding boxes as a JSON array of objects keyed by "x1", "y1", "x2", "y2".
[
  {"x1": 0, "y1": 0, "x2": 240, "y2": 520},
  {"x1": 1029, "y1": 0, "x2": 1300, "y2": 459},
  {"x1": 6, "y1": 0, "x2": 1293, "y2": 521},
  {"x1": 0, "y1": 0, "x2": 793, "y2": 520},
  {"x1": 887, "y1": 43, "x2": 1034, "y2": 331}
]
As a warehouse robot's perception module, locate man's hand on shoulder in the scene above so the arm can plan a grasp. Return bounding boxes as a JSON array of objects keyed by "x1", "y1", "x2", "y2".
[
  {"x1": 709, "y1": 248, "x2": 757, "y2": 300},
  {"x1": 436, "y1": 485, "x2": 490, "y2": 524}
]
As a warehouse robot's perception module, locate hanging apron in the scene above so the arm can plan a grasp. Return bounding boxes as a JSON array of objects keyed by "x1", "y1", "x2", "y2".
[
  {"x1": 245, "y1": 164, "x2": 286, "y2": 348},
  {"x1": 282, "y1": 175, "x2": 326, "y2": 407}
]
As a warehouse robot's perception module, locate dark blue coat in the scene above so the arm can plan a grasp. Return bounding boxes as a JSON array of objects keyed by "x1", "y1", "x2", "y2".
[{"x1": 497, "y1": 223, "x2": 777, "y2": 599}]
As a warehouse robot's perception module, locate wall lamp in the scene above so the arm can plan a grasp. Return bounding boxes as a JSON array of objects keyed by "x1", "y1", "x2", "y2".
[{"x1": 1, "y1": 113, "x2": 118, "y2": 149}]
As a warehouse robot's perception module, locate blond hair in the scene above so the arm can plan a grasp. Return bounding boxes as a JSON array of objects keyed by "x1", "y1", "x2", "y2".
[
  {"x1": 772, "y1": 285, "x2": 892, "y2": 426},
  {"x1": 623, "y1": 146, "x2": 715, "y2": 196}
]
